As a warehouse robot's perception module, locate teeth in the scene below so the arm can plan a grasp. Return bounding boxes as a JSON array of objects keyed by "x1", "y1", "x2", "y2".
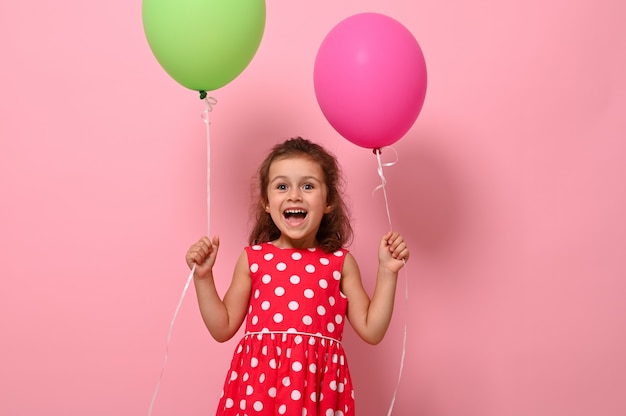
[{"x1": 285, "y1": 209, "x2": 306, "y2": 214}]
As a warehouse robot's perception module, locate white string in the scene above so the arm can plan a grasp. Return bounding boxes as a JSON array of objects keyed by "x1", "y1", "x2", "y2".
[
  {"x1": 201, "y1": 96, "x2": 217, "y2": 237},
  {"x1": 148, "y1": 96, "x2": 217, "y2": 416},
  {"x1": 148, "y1": 265, "x2": 196, "y2": 416},
  {"x1": 373, "y1": 147, "x2": 409, "y2": 416}
]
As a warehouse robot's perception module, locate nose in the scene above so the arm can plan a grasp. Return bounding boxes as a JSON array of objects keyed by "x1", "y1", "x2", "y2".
[{"x1": 287, "y1": 187, "x2": 302, "y2": 201}]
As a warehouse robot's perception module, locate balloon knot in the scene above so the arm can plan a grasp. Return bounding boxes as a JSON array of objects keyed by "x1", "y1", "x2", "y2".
[
  {"x1": 373, "y1": 148, "x2": 382, "y2": 155},
  {"x1": 199, "y1": 90, "x2": 207, "y2": 100}
]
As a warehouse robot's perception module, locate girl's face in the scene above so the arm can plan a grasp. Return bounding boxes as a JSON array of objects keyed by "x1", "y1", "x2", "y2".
[{"x1": 265, "y1": 156, "x2": 332, "y2": 248}]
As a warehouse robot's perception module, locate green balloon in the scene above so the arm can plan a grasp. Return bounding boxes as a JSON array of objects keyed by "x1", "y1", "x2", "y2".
[{"x1": 142, "y1": 0, "x2": 266, "y2": 92}]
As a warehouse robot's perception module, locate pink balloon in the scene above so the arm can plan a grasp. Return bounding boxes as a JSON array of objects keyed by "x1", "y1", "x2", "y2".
[{"x1": 314, "y1": 13, "x2": 427, "y2": 149}]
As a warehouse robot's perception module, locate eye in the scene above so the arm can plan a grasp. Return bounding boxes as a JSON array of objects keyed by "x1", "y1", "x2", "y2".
[
  {"x1": 302, "y1": 183, "x2": 314, "y2": 191},
  {"x1": 277, "y1": 183, "x2": 288, "y2": 191}
]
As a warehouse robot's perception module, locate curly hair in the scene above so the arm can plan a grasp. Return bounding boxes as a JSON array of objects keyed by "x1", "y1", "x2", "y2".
[{"x1": 248, "y1": 137, "x2": 353, "y2": 252}]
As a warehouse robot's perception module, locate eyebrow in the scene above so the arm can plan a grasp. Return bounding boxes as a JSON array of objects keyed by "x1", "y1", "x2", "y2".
[{"x1": 269, "y1": 175, "x2": 322, "y2": 184}]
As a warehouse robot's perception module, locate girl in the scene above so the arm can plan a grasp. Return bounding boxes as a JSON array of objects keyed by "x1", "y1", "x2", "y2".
[{"x1": 185, "y1": 137, "x2": 409, "y2": 416}]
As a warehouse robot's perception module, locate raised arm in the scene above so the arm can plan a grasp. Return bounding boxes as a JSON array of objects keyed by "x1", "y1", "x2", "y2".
[
  {"x1": 342, "y1": 231, "x2": 409, "y2": 345},
  {"x1": 186, "y1": 236, "x2": 251, "y2": 342}
]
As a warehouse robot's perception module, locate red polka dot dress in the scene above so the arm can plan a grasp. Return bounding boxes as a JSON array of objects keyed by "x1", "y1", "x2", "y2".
[{"x1": 215, "y1": 243, "x2": 355, "y2": 416}]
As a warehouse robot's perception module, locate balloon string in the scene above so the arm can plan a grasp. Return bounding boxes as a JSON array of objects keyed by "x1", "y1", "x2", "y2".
[
  {"x1": 201, "y1": 96, "x2": 217, "y2": 236},
  {"x1": 148, "y1": 265, "x2": 196, "y2": 416},
  {"x1": 373, "y1": 147, "x2": 398, "y2": 229},
  {"x1": 149, "y1": 97, "x2": 217, "y2": 416},
  {"x1": 373, "y1": 148, "x2": 409, "y2": 416}
]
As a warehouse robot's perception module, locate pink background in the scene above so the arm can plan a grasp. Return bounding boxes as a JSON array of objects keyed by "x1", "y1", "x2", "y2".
[{"x1": 1, "y1": 1, "x2": 625, "y2": 415}]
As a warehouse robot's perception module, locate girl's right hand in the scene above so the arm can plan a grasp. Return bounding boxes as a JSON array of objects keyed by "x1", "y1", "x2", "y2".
[{"x1": 185, "y1": 235, "x2": 220, "y2": 278}]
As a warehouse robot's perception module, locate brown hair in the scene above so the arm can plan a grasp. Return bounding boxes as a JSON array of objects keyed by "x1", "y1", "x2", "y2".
[{"x1": 248, "y1": 137, "x2": 353, "y2": 252}]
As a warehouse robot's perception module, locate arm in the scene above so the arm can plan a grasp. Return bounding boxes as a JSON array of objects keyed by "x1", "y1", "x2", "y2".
[
  {"x1": 342, "y1": 231, "x2": 409, "y2": 345},
  {"x1": 186, "y1": 236, "x2": 251, "y2": 342}
]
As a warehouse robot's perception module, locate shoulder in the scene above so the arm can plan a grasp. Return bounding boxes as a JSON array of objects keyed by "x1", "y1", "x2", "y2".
[
  {"x1": 342, "y1": 251, "x2": 359, "y2": 271},
  {"x1": 235, "y1": 249, "x2": 250, "y2": 268}
]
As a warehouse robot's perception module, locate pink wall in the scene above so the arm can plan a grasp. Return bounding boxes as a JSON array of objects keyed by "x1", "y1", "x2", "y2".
[{"x1": 1, "y1": 1, "x2": 625, "y2": 415}]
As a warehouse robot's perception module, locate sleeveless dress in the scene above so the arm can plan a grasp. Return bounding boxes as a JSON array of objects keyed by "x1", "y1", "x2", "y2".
[{"x1": 215, "y1": 242, "x2": 355, "y2": 416}]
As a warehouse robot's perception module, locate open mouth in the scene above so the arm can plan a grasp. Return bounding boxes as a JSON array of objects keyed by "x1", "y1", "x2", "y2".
[{"x1": 284, "y1": 209, "x2": 307, "y2": 226}]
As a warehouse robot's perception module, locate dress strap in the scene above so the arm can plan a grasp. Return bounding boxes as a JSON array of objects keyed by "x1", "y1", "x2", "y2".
[{"x1": 244, "y1": 330, "x2": 342, "y2": 345}]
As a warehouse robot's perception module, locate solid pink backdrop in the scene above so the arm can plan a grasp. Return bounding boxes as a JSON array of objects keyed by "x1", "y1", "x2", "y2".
[{"x1": 1, "y1": 1, "x2": 625, "y2": 416}]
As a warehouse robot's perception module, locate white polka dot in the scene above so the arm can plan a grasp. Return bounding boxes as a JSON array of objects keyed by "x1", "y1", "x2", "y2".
[
  {"x1": 278, "y1": 404, "x2": 287, "y2": 414},
  {"x1": 335, "y1": 314, "x2": 343, "y2": 324},
  {"x1": 305, "y1": 264, "x2": 316, "y2": 273},
  {"x1": 291, "y1": 390, "x2": 302, "y2": 400},
  {"x1": 329, "y1": 296, "x2": 336, "y2": 306},
  {"x1": 292, "y1": 361, "x2": 303, "y2": 372},
  {"x1": 261, "y1": 300, "x2": 270, "y2": 310},
  {"x1": 327, "y1": 322, "x2": 335, "y2": 332},
  {"x1": 274, "y1": 313, "x2": 284, "y2": 323},
  {"x1": 276, "y1": 262, "x2": 287, "y2": 271},
  {"x1": 225, "y1": 398, "x2": 234, "y2": 408},
  {"x1": 253, "y1": 401, "x2": 264, "y2": 411},
  {"x1": 252, "y1": 315, "x2": 259, "y2": 325},
  {"x1": 309, "y1": 363, "x2": 317, "y2": 373},
  {"x1": 282, "y1": 376, "x2": 291, "y2": 386},
  {"x1": 269, "y1": 358, "x2": 277, "y2": 369},
  {"x1": 338, "y1": 382, "x2": 345, "y2": 393},
  {"x1": 250, "y1": 263, "x2": 259, "y2": 273},
  {"x1": 329, "y1": 380, "x2": 337, "y2": 391},
  {"x1": 262, "y1": 274, "x2": 272, "y2": 284},
  {"x1": 292, "y1": 252, "x2": 303, "y2": 260},
  {"x1": 243, "y1": 372, "x2": 250, "y2": 381},
  {"x1": 304, "y1": 289, "x2": 314, "y2": 298},
  {"x1": 332, "y1": 353, "x2": 339, "y2": 363},
  {"x1": 259, "y1": 373, "x2": 266, "y2": 383},
  {"x1": 254, "y1": 289, "x2": 260, "y2": 299},
  {"x1": 310, "y1": 391, "x2": 317, "y2": 402},
  {"x1": 269, "y1": 387, "x2": 277, "y2": 398},
  {"x1": 252, "y1": 245, "x2": 262, "y2": 250},
  {"x1": 239, "y1": 399, "x2": 246, "y2": 409},
  {"x1": 317, "y1": 305, "x2": 326, "y2": 315},
  {"x1": 290, "y1": 274, "x2": 301, "y2": 284},
  {"x1": 264, "y1": 253, "x2": 274, "y2": 261},
  {"x1": 334, "y1": 250, "x2": 344, "y2": 257},
  {"x1": 319, "y1": 279, "x2": 328, "y2": 289},
  {"x1": 294, "y1": 335, "x2": 303, "y2": 344},
  {"x1": 333, "y1": 270, "x2": 342, "y2": 280},
  {"x1": 326, "y1": 409, "x2": 334, "y2": 416},
  {"x1": 250, "y1": 357, "x2": 259, "y2": 368},
  {"x1": 275, "y1": 286, "x2": 285, "y2": 296},
  {"x1": 319, "y1": 257, "x2": 330, "y2": 266},
  {"x1": 308, "y1": 336, "x2": 316, "y2": 345},
  {"x1": 230, "y1": 371, "x2": 238, "y2": 381},
  {"x1": 262, "y1": 345, "x2": 268, "y2": 355},
  {"x1": 288, "y1": 301, "x2": 299, "y2": 311},
  {"x1": 302, "y1": 315, "x2": 313, "y2": 325},
  {"x1": 246, "y1": 385, "x2": 254, "y2": 395}
]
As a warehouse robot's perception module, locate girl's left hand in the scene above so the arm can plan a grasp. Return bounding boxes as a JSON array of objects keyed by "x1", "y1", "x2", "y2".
[{"x1": 379, "y1": 231, "x2": 410, "y2": 274}]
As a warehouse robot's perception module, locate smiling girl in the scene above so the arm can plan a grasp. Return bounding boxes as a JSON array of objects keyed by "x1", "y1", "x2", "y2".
[{"x1": 185, "y1": 137, "x2": 409, "y2": 416}]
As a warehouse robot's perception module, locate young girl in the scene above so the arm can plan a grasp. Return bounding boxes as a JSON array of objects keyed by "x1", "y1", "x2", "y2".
[{"x1": 185, "y1": 137, "x2": 409, "y2": 416}]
